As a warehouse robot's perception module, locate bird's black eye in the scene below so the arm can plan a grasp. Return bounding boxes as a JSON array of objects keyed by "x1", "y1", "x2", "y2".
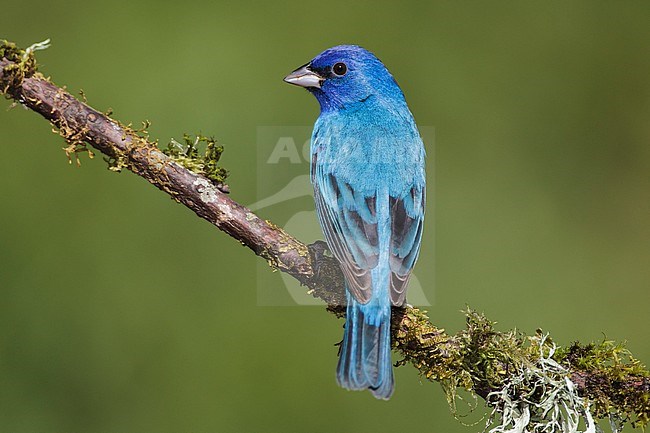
[{"x1": 332, "y1": 62, "x2": 347, "y2": 76}]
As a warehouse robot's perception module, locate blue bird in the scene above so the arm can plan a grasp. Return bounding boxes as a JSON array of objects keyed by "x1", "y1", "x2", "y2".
[{"x1": 284, "y1": 45, "x2": 426, "y2": 400}]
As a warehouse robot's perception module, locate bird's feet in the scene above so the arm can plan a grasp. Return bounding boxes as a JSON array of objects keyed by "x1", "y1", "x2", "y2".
[{"x1": 308, "y1": 240, "x2": 330, "y2": 281}]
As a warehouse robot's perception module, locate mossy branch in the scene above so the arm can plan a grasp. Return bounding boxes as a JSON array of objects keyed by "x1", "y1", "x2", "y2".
[{"x1": 2, "y1": 40, "x2": 648, "y2": 432}]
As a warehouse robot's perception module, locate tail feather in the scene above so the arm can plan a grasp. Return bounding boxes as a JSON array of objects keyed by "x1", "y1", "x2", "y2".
[{"x1": 336, "y1": 293, "x2": 394, "y2": 400}]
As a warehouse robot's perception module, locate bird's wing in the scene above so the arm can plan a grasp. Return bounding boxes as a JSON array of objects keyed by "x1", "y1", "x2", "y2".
[
  {"x1": 388, "y1": 186, "x2": 425, "y2": 306},
  {"x1": 313, "y1": 169, "x2": 379, "y2": 304}
]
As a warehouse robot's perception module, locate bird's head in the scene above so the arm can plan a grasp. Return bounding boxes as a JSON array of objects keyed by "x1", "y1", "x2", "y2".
[{"x1": 284, "y1": 45, "x2": 405, "y2": 112}]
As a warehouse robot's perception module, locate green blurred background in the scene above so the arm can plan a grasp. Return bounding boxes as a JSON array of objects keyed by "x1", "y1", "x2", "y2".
[{"x1": 1, "y1": 1, "x2": 649, "y2": 432}]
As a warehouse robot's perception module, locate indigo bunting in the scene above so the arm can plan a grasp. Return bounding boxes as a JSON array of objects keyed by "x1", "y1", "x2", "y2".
[{"x1": 284, "y1": 45, "x2": 425, "y2": 400}]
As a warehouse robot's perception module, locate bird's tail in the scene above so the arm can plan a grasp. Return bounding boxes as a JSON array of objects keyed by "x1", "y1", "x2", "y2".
[{"x1": 336, "y1": 292, "x2": 394, "y2": 400}]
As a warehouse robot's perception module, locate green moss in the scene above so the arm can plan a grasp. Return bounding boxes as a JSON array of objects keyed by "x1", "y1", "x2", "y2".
[
  {"x1": 392, "y1": 307, "x2": 649, "y2": 431},
  {"x1": 558, "y1": 340, "x2": 649, "y2": 428},
  {"x1": 63, "y1": 140, "x2": 95, "y2": 166},
  {"x1": 0, "y1": 39, "x2": 47, "y2": 96},
  {"x1": 101, "y1": 120, "x2": 151, "y2": 172},
  {"x1": 456, "y1": 309, "x2": 531, "y2": 395},
  {"x1": 559, "y1": 340, "x2": 648, "y2": 378},
  {"x1": 162, "y1": 133, "x2": 229, "y2": 186},
  {"x1": 0, "y1": 39, "x2": 94, "y2": 165},
  {"x1": 393, "y1": 307, "x2": 470, "y2": 406}
]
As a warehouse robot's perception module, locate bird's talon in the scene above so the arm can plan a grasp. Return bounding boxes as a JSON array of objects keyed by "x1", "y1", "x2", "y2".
[{"x1": 308, "y1": 240, "x2": 330, "y2": 280}]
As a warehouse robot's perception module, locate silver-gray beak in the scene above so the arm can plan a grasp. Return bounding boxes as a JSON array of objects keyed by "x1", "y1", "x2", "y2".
[{"x1": 283, "y1": 64, "x2": 323, "y2": 89}]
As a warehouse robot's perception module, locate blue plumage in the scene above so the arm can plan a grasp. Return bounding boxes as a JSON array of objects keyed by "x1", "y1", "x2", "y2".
[{"x1": 284, "y1": 45, "x2": 425, "y2": 400}]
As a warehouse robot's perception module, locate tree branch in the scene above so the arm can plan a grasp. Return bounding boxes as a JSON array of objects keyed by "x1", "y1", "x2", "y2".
[{"x1": 2, "y1": 41, "x2": 648, "y2": 432}]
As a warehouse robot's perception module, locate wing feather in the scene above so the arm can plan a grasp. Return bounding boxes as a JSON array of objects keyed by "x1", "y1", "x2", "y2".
[
  {"x1": 313, "y1": 170, "x2": 378, "y2": 304},
  {"x1": 389, "y1": 186, "x2": 425, "y2": 306}
]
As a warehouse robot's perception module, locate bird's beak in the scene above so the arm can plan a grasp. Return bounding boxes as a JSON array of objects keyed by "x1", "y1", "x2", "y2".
[{"x1": 283, "y1": 63, "x2": 323, "y2": 89}]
